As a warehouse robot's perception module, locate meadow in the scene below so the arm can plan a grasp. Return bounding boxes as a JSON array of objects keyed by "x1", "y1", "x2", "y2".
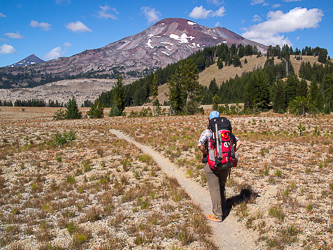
[{"x1": 0, "y1": 106, "x2": 332, "y2": 249}]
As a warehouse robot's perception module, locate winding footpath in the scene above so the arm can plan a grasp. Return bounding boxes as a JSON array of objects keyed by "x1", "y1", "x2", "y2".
[{"x1": 110, "y1": 129, "x2": 260, "y2": 250}]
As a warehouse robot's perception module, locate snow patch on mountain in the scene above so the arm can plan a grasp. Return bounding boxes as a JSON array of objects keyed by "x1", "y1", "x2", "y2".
[
  {"x1": 187, "y1": 21, "x2": 196, "y2": 25},
  {"x1": 162, "y1": 51, "x2": 170, "y2": 56},
  {"x1": 146, "y1": 39, "x2": 154, "y2": 49},
  {"x1": 161, "y1": 42, "x2": 173, "y2": 46},
  {"x1": 169, "y1": 33, "x2": 195, "y2": 44}
]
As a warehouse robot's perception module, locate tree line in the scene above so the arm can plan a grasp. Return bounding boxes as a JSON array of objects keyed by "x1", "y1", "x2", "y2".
[
  {"x1": 96, "y1": 43, "x2": 260, "y2": 108},
  {"x1": 0, "y1": 99, "x2": 64, "y2": 107}
]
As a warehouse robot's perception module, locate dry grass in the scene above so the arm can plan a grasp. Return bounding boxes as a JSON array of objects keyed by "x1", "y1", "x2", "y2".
[
  {"x1": 0, "y1": 108, "x2": 216, "y2": 249},
  {"x1": 110, "y1": 112, "x2": 333, "y2": 249}
]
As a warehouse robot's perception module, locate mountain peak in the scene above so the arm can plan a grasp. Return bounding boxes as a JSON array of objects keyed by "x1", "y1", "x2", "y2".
[
  {"x1": 8, "y1": 54, "x2": 44, "y2": 68},
  {"x1": 0, "y1": 18, "x2": 268, "y2": 87}
]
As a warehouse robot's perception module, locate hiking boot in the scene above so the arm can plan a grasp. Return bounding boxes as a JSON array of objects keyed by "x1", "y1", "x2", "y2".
[{"x1": 208, "y1": 214, "x2": 222, "y2": 222}]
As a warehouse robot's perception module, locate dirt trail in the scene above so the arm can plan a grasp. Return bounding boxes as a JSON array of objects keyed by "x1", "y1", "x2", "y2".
[{"x1": 109, "y1": 129, "x2": 260, "y2": 250}]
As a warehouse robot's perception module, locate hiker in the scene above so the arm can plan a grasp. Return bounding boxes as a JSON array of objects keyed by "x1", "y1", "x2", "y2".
[{"x1": 197, "y1": 111, "x2": 242, "y2": 222}]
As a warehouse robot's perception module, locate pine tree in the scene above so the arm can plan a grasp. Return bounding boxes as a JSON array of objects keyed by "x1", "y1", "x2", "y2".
[
  {"x1": 212, "y1": 94, "x2": 220, "y2": 111},
  {"x1": 232, "y1": 55, "x2": 241, "y2": 67},
  {"x1": 113, "y1": 74, "x2": 126, "y2": 113},
  {"x1": 150, "y1": 75, "x2": 161, "y2": 115},
  {"x1": 316, "y1": 83, "x2": 324, "y2": 112},
  {"x1": 322, "y1": 73, "x2": 333, "y2": 112},
  {"x1": 285, "y1": 73, "x2": 299, "y2": 106},
  {"x1": 87, "y1": 101, "x2": 104, "y2": 118},
  {"x1": 318, "y1": 48, "x2": 328, "y2": 63},
  {"x1": 217, "y1": 58, "x2": 224, "y2": 69},
  {"x1": 309, "y1": 78, "x2": 318, "y2": 109},
  {"x1": 168, "y1": 59, "x2": 202, "y2": 115},
  {"x1": 209, "y1": 78, "x2": 218, "y2": 96},
  {"x1": 273, "y1": 80, "x2": 286, "y2": 113},
  {"x1": 65, "y1": 96, "x2": 82, "y2": 119},
  {"x1": 298, "y1": 78, "x2": 308, "y2": 98},
  {"x1": 183, "y1": 59, "x2": 203, "y2": 115},
  {"x1": 244, "y1": 70, "x2": 270, "y2": 111},
  {"x1": 168, "y1": 64, "x2": 187, "y2": 115}
]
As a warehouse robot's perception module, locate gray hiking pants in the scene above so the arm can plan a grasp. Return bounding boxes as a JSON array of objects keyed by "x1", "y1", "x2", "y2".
[{"x1": 204, "y1": 163, "x2": 229, "y2": 220}]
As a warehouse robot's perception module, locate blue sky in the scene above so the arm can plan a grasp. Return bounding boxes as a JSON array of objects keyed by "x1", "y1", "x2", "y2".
[{"x1": 0, "y1": 0, "x2": 332, "y2": 67}]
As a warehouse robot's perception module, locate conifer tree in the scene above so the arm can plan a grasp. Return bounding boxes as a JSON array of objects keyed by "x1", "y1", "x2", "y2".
[
  {"x1": 184, "y1": 59, "x2": 203, "y2": 115},
  {"x1": 209, "y1": 78, "x2": 218, "y2": 96},
  {"x1": 285, "y1": 73, "x2": 299, "y2": 106},
  {"x1": 217, "y1": 58, "x2": 224, "y2": 69},
  {"x1": 110, "y1": 74, "x2": 125, "y2": 116},
  {"x1": 65, "y1": 96, "x2": 82, "y2": 119},
  {"x1": 309, "y1": 78, "x2": 318, "y2": 109},
  {"x1": 168, "y1": 65, "x2": 187, "y2": 115},
  {"x1": 323, "y1": 73, "x2": 333, "y2": 112},
  {"x1": 316, "y1": 83, "x2": 324, "y2": 112},
  {"x1": 244, "y1": 70, "x2": 270, "y2": 111},
  {"x1": 168, "y1": 59, "x2": 202, "y2": 115},
  {"x1": 150, "y1": 75, "x2": 161, "y2": 115},
  {"x1": 232, "y1": 55, "x2": 241, "y2": 67},
  {"x1": 273, "y1": 80, "x2": 286, "y2": 113},
  {"x1": 212, "y1": 94, "x2": 220, "y2": 111},
  {"x1": 298, "y1": 78, "x2": 308, "y2": 98},
  {"x1": 87, "y1": 101, "x2": 104, "y2": 118}
]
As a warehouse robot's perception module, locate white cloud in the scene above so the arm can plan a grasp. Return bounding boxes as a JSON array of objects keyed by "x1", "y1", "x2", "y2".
[
  {"x1": 207, "y1": 0, "x2": 224, "y2": 6},
  {"x1": 0, "y1": 12, "x2": 6, "y2": 18},
  {"x1": 242, "y1": 7, "x2": 323, "y2": 47},
  {"x1": 189, "y1": 6, "x2": 212, "y2": 19},
  {"x1": 30, "y1": 20, "x2": 52, "y2": 31},
  {"x1": 242, "y1": 7, "x2": 324, "y2": 46},
  {"x1": 215, "y1": 21, "x2": 220, "y2": 27},
  {"x1": 211, "y1": 6, "x2": 226, "y2": 17},
  {"x1": 44, "y1": 47, "x2": 62, "y2": 60},
  {"x1": 252, "y1": 15, "x2": 262, "y2": 22},
  {"x1": 296, "y1": 36, "x2": 300, "y2": 41},
  {"x1": 0, "y1": 44, "x2": 16, "y2": 54},
  {"x1": 97, "y1": 4, "x2": 118, "y2": 20},
  {"x1": 56, "y1": 0, "x2": 70, "y2": 5},
  {"x1": 141, "y1": 7, "x2": 161, "y2": 23},
  {"x1": 4, "y1": 32, "x2": 24, "y2": 39},
  {"x1": 189, "y1": 5, "x2": 226, "y2": 19},
  {"x1": 44, "y1": 42, "x2": 72, "y2": 60},
  {"x1": 251, "y1": 0, "x2": 265, "y2": 5},
  {"x1": 63, "y1": 42, "x2": 72, "y2": 49},
  {"x1": 283, "y1": 0, "x2": 302, "y2": 2},
  {"x1": 272, "y1": 4, "x2": 281, "y2": 8},
  {"x1": 66, "y1": 21, "x2": 92, "y2": 32}
]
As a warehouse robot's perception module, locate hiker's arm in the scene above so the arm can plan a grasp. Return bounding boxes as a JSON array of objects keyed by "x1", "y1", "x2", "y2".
[
  {"x1": 198, "y1": 144, "x2": 208, "y2": 155},
  {"x1": 235, "y1": 139, "x2": 242, "y2": 151}
]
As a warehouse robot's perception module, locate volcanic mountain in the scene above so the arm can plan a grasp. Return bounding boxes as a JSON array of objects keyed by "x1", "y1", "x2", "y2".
[
  {"x1": 0, "y1": 18, "x2": 268, "y2": 87},
  {"x1": 7, "y1": 54, "x2": 44, "y2": 68}
]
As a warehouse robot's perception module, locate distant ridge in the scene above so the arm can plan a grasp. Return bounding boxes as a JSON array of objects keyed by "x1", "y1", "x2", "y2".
[
  {"x1": 0, "y1": 18, "x2": 268, "y2": 88},
  {"x1": 7, "y1": 54, "x2": 44, "y2": 68}
]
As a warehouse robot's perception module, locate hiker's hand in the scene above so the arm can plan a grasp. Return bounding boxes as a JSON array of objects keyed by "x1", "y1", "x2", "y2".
[
  {"x1": 198, "y1": 144, "x2": 207, "y2": 155},
  {"x1": 235, "y1": 140, "x2": 242, "y2": 151}
]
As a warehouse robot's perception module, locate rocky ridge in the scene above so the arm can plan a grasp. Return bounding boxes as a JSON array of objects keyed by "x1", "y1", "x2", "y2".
[{"x1": 0, "y1": 18, "x2": 267, "y2": 83}]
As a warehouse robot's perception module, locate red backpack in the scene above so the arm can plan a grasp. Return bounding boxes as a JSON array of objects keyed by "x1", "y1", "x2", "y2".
[{"x1": 207, "y1": 117, "x2": 237, "y2": 170}]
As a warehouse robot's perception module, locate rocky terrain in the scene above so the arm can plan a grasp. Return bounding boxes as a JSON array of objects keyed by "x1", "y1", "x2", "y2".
[
  {"x1": 0, "y1": 78, "x2": 134, "y2": 107},
  {"x1": 0, "y1": 107, "x2": 332, "y2": 249}
]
